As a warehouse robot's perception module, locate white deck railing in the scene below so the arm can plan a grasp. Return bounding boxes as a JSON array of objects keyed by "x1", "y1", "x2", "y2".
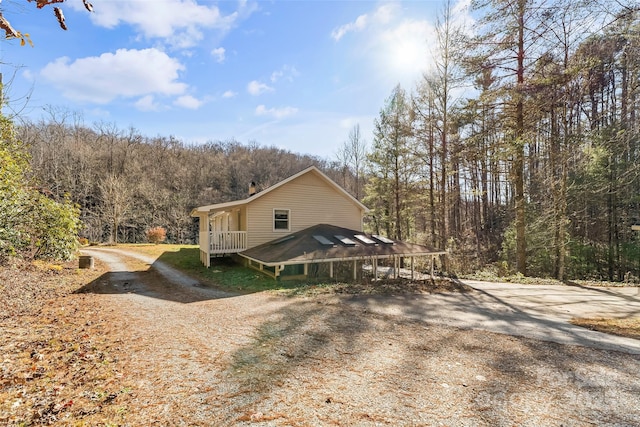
[{"x1": 209, "y1": 231, "x2": 247, "y2": 254}]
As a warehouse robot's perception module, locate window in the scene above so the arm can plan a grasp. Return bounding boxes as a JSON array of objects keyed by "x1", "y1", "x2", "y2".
[
  {"x1": 373, "y1": 234, "x2": 394, "y2": 244},
  {"x1": 354, "y1": 234, "x2": 376, "y2": 245},
  {"x1": 334, "y1": 235, "x2": 357, "y2": 246},
  {"x1": 274, "y1": 209, "x2": 290, "y2": 231},
  {"x1": 313, "y1": 235, "x2": 335, "y2": 246}
]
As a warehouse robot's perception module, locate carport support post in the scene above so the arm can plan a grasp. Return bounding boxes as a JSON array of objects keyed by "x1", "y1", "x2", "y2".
[
  {"x1": 395, "y1": 256, "x2": 399, "y2": 279},
  {"x1": 411, "y1": 256, "x2": 414, "y2": 280},
  {"x1": 373, "y1": 258, "x2": 378, "y2": 281},
  {"x1": 430, "y1": 256, "x2": 435, "y2": 278},
  {"x1": 329, "y1": 261, "x2": 333, "y2": 279},
  {"x1": 353, "y1": 260, "x2": 357, "y2": 281}
]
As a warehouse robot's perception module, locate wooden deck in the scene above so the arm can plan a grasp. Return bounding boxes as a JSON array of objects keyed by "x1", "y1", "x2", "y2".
[{"x1": 209, "y1": 231, "x2": 247, "y2": 254}]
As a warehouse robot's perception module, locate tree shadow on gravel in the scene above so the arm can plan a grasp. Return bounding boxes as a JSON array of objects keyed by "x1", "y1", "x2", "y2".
[
  {"x1": 346, "y1": 287, "x2": 640, "y2": 353},
  {"x1": 465, "y1": 331, "x2": 640, "y2": 425},
  {"x1": 216, "y1": 292, "x2": 640, "y2": 426},
  {"x1": 564, "y1": 280, "x2": 640, "y2": 304},
  {"x1": 215, "y1": 299, "x2": 378, "y2": 424}
]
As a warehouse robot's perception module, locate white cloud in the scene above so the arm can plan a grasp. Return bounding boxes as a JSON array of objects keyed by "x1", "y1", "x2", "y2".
[
  {"x1": 174, "y1": 95, "x2": 204, "y2": 109},
  {"x1": 247, "y1": 80, "x2": 274, "y2": 96},
  {"x1": 86, "y1": 107, "x2": 112, "y2": 119},
  {"x1": 255, "y1": 105, "x2": 298, "y2": 119},
  {"x1": 331, "y1": 14, "x2": 368, "y2": 41},
  {"x1": 135, "y1": 95, "x2": 161, "y2": 112},
  {"x1": 451, "y1": 0, "x2": 476, "y2": 36},
  {"x1": 270, "y1": 65, "x2": 299, "y2": 83},
  {"x1": 211, "y1": 47, "x2": 226, "y2": 63},
  {"x1": 71, "y1": 0, "x2": 257, "y2": 49},
  {"x1": 40, "y1": 48, "x2": 188, "y2": 104},
  {"x1": 373, "y1": 3, "x2": 396, "y2": 25},
  {"x1": 331, "y1": 3, "x2": 399, "y2": 41},
  {"x1": 340, "y1": 116, "x2": 366, "y2": 130},
  {"x1": 222, "y1": 90, "x2": 237, "y2": 98}
]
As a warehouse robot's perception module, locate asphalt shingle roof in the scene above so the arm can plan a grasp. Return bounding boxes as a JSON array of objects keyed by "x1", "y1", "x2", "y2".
[{"x1": 239, "y1": 224, "x2": 445, "y2": 266}]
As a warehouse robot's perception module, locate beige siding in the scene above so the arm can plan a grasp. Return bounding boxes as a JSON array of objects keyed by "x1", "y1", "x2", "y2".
[
  {"x1": 246, "y1": 171, "x2": 363, "y2": 248},
  {"x1": 226, "y1": 208, "x2": 242, "y2": 231},
  {"x1": 208, "y1": 206, "x2": 248, "y2": 233},
  {"x1": 240, "y1": 206, "x2": 248, "y2": 231}
]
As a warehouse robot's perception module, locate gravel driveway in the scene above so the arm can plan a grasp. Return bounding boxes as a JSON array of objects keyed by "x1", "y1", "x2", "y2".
[
  {"x1": 80, "y1": 247, "x2": 640, "y2": 426},
  {"x1": 345, "y1": 280, "x2": 640, "y2": 354}
]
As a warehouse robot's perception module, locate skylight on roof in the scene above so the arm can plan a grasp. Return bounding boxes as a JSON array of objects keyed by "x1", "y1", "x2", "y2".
[
  {"x1": 334, "y1": 235, "x2": 357, "y2": 246},
  {"x1": 313, "y1": 235, "x2": 335, "y2": 246},
  {"x1": 354, "y1": 234, "x2": 376, "y2": 245},
  {"x1": 372, "y1": 235, "x2": 394, "y2": 244}
]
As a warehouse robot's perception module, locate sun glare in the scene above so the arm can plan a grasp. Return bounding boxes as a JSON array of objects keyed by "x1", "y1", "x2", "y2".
[
  {"x1": 393, "y1": 37, "x2": 428, "y2": 72},
  {"x1": 377, "y1": 20, "x2": 434, "y2": 85}
]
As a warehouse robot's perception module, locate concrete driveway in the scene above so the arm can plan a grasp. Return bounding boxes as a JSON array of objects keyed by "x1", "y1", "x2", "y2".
[{"x1": 344, "y1": 280, "x2": 640, "y2": 355}]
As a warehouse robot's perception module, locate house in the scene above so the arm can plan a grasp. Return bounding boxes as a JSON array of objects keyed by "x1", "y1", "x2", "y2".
[{"x1": 191, "y1": 166, "x2": 444, "y2": 280}]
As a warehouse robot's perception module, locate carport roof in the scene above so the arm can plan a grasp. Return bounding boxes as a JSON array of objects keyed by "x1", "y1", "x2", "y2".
[{"x1": 239, "y1": 224, "x2": 446, "y2": 266}]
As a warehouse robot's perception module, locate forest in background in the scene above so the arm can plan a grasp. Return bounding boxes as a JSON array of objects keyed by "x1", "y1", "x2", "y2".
[{"x1": 8, "y1": 1, "x2": 640, "y2": 281}]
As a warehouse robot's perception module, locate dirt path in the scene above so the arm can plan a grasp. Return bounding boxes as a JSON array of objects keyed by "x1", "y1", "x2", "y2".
[
  {"x1": 81, "y1": 247, "x2": 233, "y2": 301},
  {"x1": 79, "y1": 248, "x2": 640, "y2": 426}
]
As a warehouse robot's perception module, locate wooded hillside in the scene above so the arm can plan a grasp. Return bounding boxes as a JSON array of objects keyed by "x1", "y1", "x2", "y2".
[{"x1": 18, "y1": 112, "x2": 338, "y2": 246}]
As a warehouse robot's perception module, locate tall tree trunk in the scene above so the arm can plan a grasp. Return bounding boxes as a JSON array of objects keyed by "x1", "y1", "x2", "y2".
[
  {"x1": 394, "y1": 156, "x2": 402, "y2": 241},
  {"x1": 440, "y1": 115, "x2": 448, "y2": 251},
  {"x1": 514, "y1": 0, "x2": 527, "y2": 275}
]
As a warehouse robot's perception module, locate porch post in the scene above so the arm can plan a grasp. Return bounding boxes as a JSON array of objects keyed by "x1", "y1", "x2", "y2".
[{"x1": 207, "y1": 214, "x2": 212, "y2": 268}]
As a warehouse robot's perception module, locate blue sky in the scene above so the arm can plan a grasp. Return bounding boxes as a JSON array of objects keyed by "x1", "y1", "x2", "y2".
[{"x1": 2, "y1": 0, "x2": 471, "y2": 159}]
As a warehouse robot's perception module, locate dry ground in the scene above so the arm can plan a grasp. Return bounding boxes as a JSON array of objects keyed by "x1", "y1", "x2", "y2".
[
  {"x1": 0, "y1": 260, "x2": 128, "y2": 425},
  {"x1": 1, "y1": 252, "x2": 639, "y2": 426},
  {"x1": 571, "y1": 317, "x2": 640, "y2": 341}
]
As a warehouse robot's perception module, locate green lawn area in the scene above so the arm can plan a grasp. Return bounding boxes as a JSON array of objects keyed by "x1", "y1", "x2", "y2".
[{"x1": 115, "y1": 244, "x2": 307, "y2": 294}]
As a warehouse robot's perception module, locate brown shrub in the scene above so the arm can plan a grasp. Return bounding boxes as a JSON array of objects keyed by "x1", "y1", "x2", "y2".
[{"x1": 146, "y1": 226, "x2": 167, "y2": 244}]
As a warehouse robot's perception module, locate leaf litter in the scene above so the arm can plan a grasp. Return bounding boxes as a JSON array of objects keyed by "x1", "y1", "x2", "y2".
[{"x1": 0, "y1": 259, "x2": 131, "y2": 426}]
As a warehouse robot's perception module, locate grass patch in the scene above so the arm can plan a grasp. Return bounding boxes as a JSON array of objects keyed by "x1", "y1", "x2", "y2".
[
  {"x1": 115, "y1": 244, "x2": 308, "y2": 294},
  {"x1": 570, "y1": 317, "x2": 640, "y2": 340}
]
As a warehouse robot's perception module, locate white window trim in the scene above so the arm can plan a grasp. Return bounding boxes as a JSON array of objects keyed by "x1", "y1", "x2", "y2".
[{"x1": 273, "y1": 208, "x2": 291, "y2": 232}]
